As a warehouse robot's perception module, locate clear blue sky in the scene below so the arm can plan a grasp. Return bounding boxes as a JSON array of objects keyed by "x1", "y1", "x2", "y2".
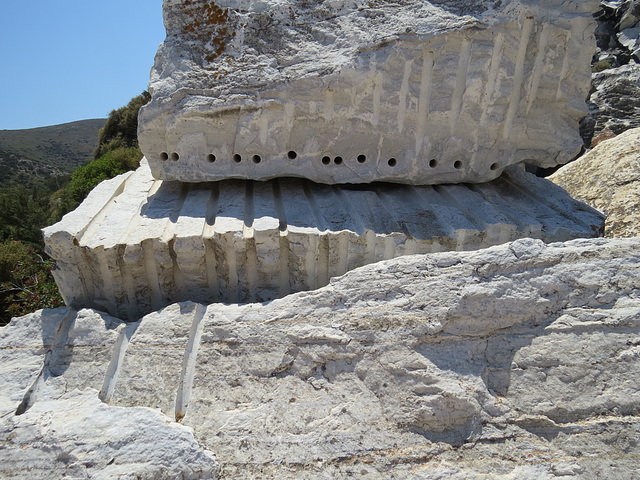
[{"x1": 0, "y1": 1, "x2": 165, "y2": 130}]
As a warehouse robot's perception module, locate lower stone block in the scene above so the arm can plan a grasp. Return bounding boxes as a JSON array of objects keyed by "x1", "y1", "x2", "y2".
[{"x1": 43, "y1": 159, "x2": 603, "y2": 319}]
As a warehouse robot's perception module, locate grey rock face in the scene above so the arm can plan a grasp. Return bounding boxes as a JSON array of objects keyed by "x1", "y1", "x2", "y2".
[
  {"x1": 138, "y1": 0, "x2": 598, "y2": 184},
  {"x1": 2, "y1": 237, "x2": 640, "y2": 478},
  {"x1": 581, "y1": 0, "x2": 640, "y2": 146},
  {"x1": 580, "y1": 63, "x2": 640, "y2": 146},
  {"x1": 43, "y1": 160, "x2": 603, "y2": 320}
]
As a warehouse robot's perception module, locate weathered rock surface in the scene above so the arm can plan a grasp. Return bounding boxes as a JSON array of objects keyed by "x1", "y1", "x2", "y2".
[
  {"x1": 0, "y1": 308, "x2": 219, "y2": 479},
  {"x1": 581, "y1": 0, "x2": 640, "y2": 147},
  {"x1": 43, "y1": 159, "x2": 603, "y2": 319},
  {"x1": 139, "y1": 0, "x2": 598, "y2": 184},
  {"x1": 592, "y1": 0, "x2": 640, "y2": 68},
  {"x1": 580, "y1": 63, "x2": 640, "y2": 146},
  {"x1": 2, "y1": 237, "x2": 640, "y2": 478},
  {"x1": 0, "y1": 390, "x2": 219, "y2": 479},
  {"x1": 550, "y1": 127, "x2": 640, "y2": 238}
]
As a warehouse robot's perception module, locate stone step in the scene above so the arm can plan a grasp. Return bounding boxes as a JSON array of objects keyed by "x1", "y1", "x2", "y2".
[{"x1": 44, "y1": 159, "x2": 604, "y2": 320}]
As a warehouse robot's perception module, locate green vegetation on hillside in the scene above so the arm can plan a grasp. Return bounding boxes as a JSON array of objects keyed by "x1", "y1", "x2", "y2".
[
  {"x1": 60, "y1": 146, "x2": 143, "y2": 214},
  {"x1": 0, "y1": 92, "x2": 150, "y2": 326},
  {"x1": 0, "y1": 119, "x2": 106, "y2": 188}
]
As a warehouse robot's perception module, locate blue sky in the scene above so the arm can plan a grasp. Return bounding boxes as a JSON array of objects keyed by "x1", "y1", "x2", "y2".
[{"x1": 0, "y1": 1, "x2": 165, "y2": 130}]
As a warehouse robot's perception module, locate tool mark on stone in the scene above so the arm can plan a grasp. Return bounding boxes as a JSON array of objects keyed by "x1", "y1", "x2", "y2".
[
  {"x1": 451, "y1": 38, "x2": 472, "y2": 134},
  {"x1": 16, "y1": 309, "x2": 75, "y2": 415},
  {"x1": 526, "y1": 23, "x2": 552, "y2": 115},
  {"x1": 99, "y1": 321, "x2": 138, "y2": 404},
  {"x1": 480, "y1": 33, "x2": 505, "y2": 127},
  {"x1": 501, "y1": 172, "x2": 594, "y2": 233},
  {"x1": 397, "y1": 59, "x2": 414, "y2": 133},
  {"x1": 416, "y1": 49, "x2": 435, "y2": 155},
  {"x1": 77, "y1": 170, "x2": 136, "y2": 245},
  {"x1": 373, "y1": 71, "x2": 383, "y2": 127},
  {"x1": 503, "y1": 16, "x2": 535, "y2": 140},
  {"x1": 175, "y1": 304, "x2": 208, "y2": 423},
  {"x1": 203, "y1": 184, "x2": 221, "y2": 300}
]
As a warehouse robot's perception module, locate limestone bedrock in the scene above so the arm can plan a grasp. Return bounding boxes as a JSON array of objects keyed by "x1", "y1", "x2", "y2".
[
  {"x1": 138, "y1": 0, "x2": 599, "y2": 185},
  {"x1": 2, "y1": 237, "x2": 639, "y2": 478},
  {"x1": 43, "y1": 159, "x2": 603, "y2": 320},
  {"x1": 549, "y1": 127, "x2": 640, "y2": 238}
]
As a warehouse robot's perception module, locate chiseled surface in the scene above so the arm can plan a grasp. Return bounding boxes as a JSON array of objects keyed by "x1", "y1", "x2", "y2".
[
  {"x1": 0, "y1": 390, "x2": 219, "y2": 480},
  {"x1": 43, "y1": 160, "x2": 603, "y2": 319},
  {"x1": 1, "y1": 237, "x2": 639, "y2": 478},
  {"x1": 139, "y1": 0, "x2": 598, "y2": 184},
  {"x1": 549, "y1": 127, "x2": 640, "y2": 238}
]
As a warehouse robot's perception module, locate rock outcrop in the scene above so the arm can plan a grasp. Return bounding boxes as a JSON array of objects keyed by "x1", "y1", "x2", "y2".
[
  {"x1": 139, "y1": 0, "x2": 598, "y2": 184},
  {"x1": 0, "y1": 391, "x2": 219, "y2": 479},
  {"x1": 581, "y1": 0, "x2": 640, "y2": 146},
  {"x1": 43, "y1": 159, "x2": 603, "y2": 319},
  {"x1": 2, "y1": 237, "x2": 640, "y2": 478},
  {"x1": 549, "y1": 127, "x2": 640, "y2": 238},
  {"x1": 7, "y1": 2, "x2": 626, "y2": 478},
  {"x1": 580, "y1": 63, "x2": 640, "y2": 146}
]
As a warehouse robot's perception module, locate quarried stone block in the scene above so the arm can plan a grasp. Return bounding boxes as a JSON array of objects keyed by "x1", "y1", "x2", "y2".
[
  {"x1": 43, "y1": 159, "x2": 604, "y2": 319},
  {"x1": 138, "y1": 0, "x2": 598, "y2": 184}
]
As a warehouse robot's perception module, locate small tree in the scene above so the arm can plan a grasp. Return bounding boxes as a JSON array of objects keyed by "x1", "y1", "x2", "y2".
[{"x1": 94, "y1": 91, "x2": 151, "y2": 159}]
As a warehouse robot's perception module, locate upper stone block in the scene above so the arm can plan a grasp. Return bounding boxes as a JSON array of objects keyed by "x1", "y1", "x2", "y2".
[{"x1": 139, "y1": 0, "x2": 599, "y2": 185}]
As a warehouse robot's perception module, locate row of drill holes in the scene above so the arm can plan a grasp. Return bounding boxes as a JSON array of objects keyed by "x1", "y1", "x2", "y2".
[
  {"x1": 160, "y1": 152, "x2": 180, "y2": 161},
  {"x1": 321, "y1": 155, "x2": 397, "y2": 167},
  {"x1": 163, "y1": 151, "x2": 495, "y2": 172},
  {"x1": 205, "y1": 151, "x2": 299, "y2": 164}
]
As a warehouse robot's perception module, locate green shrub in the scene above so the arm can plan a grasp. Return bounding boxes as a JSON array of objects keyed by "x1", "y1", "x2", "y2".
[
  {"x1": 0, "y1": 185, "x2": 53, "y2": 248},
  {"x1": 60, "y1": 147, "x2": 143, "y2": 213},
  {"x1": 0, "y1": 241, "x2": 64, "y2": 326},
  {"x1": 94, "y1": 91, "x2": 151, "y2": 159},
  {"x1": 592, "y1": 60, "x2": 613, "y2": 73}
]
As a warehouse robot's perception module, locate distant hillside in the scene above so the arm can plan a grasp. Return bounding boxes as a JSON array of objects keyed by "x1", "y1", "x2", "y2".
[{"x1": 0, "y1": 119, "x2": 106, "y2": 187}]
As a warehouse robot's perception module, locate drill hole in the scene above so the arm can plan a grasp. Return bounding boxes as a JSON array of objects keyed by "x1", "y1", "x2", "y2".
[
  {"x1": 490, "y1": 162, "x2": 499, "y2": 171},
  {"x1": 334, "y1": 156, "x2": 343, "y2": 165},
  {"x1": 207, "y1": 154, "x2": 216, "y2": 163},
  {"x1": 388, "y1": 158, "x2": 397, "y2": 167},
  {"x1": 252, "y1": 155, "x2": 261, "y2": 164},
  {"x1": 322, "y1": 156, "x2": 331, "y2": 165},
  {"x1": 357, "y1": 154, "x2": 366, "y2": 163},
  {"x1": 170, "y1": 152, "x2": 180, "y2": 161},
  {"x1": 429, "y1": 158, "x2": 438, "y2": 168},
  {"x1": 454, "y1": 160, "x2": 462, "y2": 169},
  {"x1": 233, "y1": 154, "x2": 242, "y2": 163},
  {"x1": 160, "y1": 152, "x2": 169, "y2": 161},
  {"x1": 287, "y1": 150, "x2": 297, "y2": 159}
]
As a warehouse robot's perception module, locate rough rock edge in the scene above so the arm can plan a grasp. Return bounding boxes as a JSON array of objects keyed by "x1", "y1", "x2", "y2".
[{"x1": 2, "y1": 236, "x2": 640, "y2": 478}]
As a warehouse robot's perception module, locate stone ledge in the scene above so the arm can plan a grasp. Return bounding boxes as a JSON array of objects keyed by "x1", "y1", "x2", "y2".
[{"x1": 43, "y1": 160, "x2": 603, "y2": 319}]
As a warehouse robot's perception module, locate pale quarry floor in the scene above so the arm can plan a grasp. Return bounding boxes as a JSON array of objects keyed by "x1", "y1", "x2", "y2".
[{"x1": 1, "y1": 237, "x2": 639, "y2": 479}]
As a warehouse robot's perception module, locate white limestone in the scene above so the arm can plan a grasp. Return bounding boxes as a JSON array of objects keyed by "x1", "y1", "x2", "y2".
[
  {"x1": 2, "y1": 237, "x2": 640, "y2": 478},
  {"x1": 0, "y1": 390, "x2": 219, "y2": 479},
  {"x1": 139, "y1": 0, "x2": 599, "y2": 184},
  {"x1": 43, "y1": 160, "x2": 604, "y2": 319}
]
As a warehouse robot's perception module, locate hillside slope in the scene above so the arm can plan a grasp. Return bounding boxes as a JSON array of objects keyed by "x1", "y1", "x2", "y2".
[{"x1": 0, "y1": 119, "x2": 105, "y2": 187}]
